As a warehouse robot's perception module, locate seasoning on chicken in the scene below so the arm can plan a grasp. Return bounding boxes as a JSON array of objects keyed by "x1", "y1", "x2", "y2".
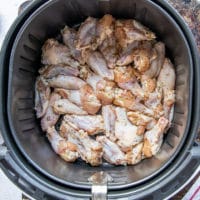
[
  {"x1": 55, "y1": 86, "x2": 101, "y2": 115},
  {"x1": 114, "y1": 88, "x2": 154, "y2": 117},
  {"x1": 142, "y1": 42, "x2": 165, "y2": 79},
  {"x1": 144, "y1": 83, "x2": 164, "y2": 119},
  {"x1": 141, "y1": 78, "x2": 156, "y2": 93},
  {"x1": 54, "y1": 88, "x2": 81, "y2": 104},
  {"x1": 79, "y1": 64, "x2": 93, "y2": 80},
  {"x1": 86, "y1": 73, "x2": 115, "y2": 105},
  {"x1": 99, "y1": 36, "x2": 118, "y2": 69},
  {"x1": 80, "y1": 84, "x2": 101, "y2": 114},
  {"x1": 116, "y1": 41, "x2": 139, "y2": 66},
  {"x1": 41, "y1": 39, "x2": 79, "y2": 68},
  {"x1": 61, "y1": 25, "x2": 83, "y2": 63},
  {"x1": 96, "y1": 79, "x2": 116, "y2": 105},
  {"x1": 39, "y1": 64, "x2": 79, "y2": 78},
  {"x1": 53, "y1": 99, "x2": 87, "y2": 115},
  {"x1": 115, "y1": 107, "x2": 143, "y2": 151},
  {"x1": 47, "y1": 75, "x2": 86, "y2": 90},
  {"x1": 60, "y1": 122, "x2": 103, "y2": 166},
  {"x1": 47, "y1": 126, "x2": 78, "y2": 162},
  {"x1": 102, "y1": 105, "x2": 117, "y2": 141},
  {"x1": 64, "y1": 114, "x2": 104, "y2": 135},
  {"x1": 127, "y1": 111, "x2": 156, "y2": 129},
  {"x1": 97, "y1": 136, "x2": 126, "y2": 165},
  {"x1": 35, "y1": 76, "x2": 50, "y2": 118},
  {"x1": 117, "y1": 41, "x2": 156, "y2": 72},
  {"x1": 157, "y1": 58, "x2": 175, "y2": 120},
  {"x1": 87, "y1": 51, "x2": 114, "y2": 80},
  {"x1": 114, "y1": 66, "x2": 145, "y2": 99},
  {"x1": 76, "y1": 17, "x2": 97, "y2": 50},
  {"x1": 40, "y1": 93, "x2": 61, "y2": 131},
  {"x1": 115, "y1": 19, "x2": 156, "y2": 48},
  {"x1": 125, "y1": 143, "x2": 143, "y2": 165},
  {"x1": 96, "y1": 14, "x2": 115, "y2": 46},
  {"x1": 143, "y1": 117, "x2": 169, "y2": 157},
  {"x1": 95, "y1": 14, "x2": 116, "y2": 68},
  {"x1": 36, "y1": 15, "x2": 176, "y2": 166},
  {"x1": 41, "y1": 93, "x2": 60, "y2": 131}
]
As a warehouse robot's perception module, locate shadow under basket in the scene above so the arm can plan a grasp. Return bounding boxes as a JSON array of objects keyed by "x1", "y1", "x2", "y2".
[{"x1": 3, "y1": 0, "x2": 199, "y2": 199}]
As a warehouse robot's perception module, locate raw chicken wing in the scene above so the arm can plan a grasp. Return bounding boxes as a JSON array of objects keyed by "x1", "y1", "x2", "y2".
[
  {"x1": 96, "y1": 79, "x2": 116, "y2": 105},
  {"x1": 39, "y1": 64, "x2": 79, "y2": 78},
  {"x1": 143, "y1": 117, "x2": 168, "y2": 157},
  {"x1": 87, "y1": 51, "x2": 114, "y2": 80},
  {"x1": 76, "y1": 17, "x2": 97, "y2": 50},
  {"x1": 142, "y1": 42, "x2": 165, "y2": 79},
  {"x1": 99, "y1": 36, "x2": 118, "y2": 69},
  {"x1": 60, "y1": 122, "x2": 102, "y2": 166},
  {"x1": 40, "y1": 93, "x2": 61, "y2": 131},
  {"x1": 55, "y1": 85, "x2": 101, "y2": 115},
  {"x1": 115, "y1": 19, "x2": 156, "y2": 48},
  {"x1": 54, "y1": 88, "x2": 81, "y2": 104},
  {"x1": 115, "y1": 107, "x2": 143, "y2": 150},
  {"x1": 157, "y1": 58, "x2": 175, "y2": 119},
  {"x1": 102, "y1": 105, "x2": 116, "y2": 141},
  {"x1": 114, "y1": 66, "x2": 145, "y2": 99},
  {"x1": 97, "y1": 136, "x2": 126, "y2": 165},
  {"x1": 96, "y1": 14, "x2": 115, "y2": 46},
  {"x1": 35, "y1": 76, "x2": 50, "y2": 118},
  {"x1": 64, "y1": 114, "x2": 104, "y2": 135},
  {"x1": 53, "y1": 99, "x2": 87, "y2": 115},
  {"x1": 125, "y1": 143, "x2": 143, "y2": 165},
  {"x1": 61, "y1": 25, "x2": 83, "y2": 63},
  {"x1": 80, "y1": 84, "x2": 101, "y2": 114},
  {"x1": 47, "y1": 75, "x2": 86, "y2": 90},
  {"x1": 127, "y1": 111, "x2": 156, "y2": 130},
  {"x1": 114, "y1": 88, "x2": 154, "y2": 117},
  {"x1": 117, "y1": 41, "x2": 156, "y2": 72},
  {"x1": 41, "y1": 39, "x2": 79, "y2": 68},
  {"x1": 87, "y1": 74, "x2": 115, "y2": 105},
  {"x1": 144, "y1": 83, "x2": 164, "y2": 119},
  {"x1": 47, "y1": 126, "x2": 78, "y2": 162}
]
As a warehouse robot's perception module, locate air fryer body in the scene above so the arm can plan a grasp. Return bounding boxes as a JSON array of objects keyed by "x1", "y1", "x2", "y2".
[{"x1": 0, "y1": 0, "x2": 199, "y2": 199}]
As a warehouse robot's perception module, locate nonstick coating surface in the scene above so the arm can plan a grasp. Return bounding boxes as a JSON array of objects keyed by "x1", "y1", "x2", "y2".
[{"x1": 8, "y1": 0, "x2": 192, "y2": 189}]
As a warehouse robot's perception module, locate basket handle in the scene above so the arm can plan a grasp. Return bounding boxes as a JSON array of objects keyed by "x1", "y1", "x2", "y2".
[{"x1": 88, "y1": 171, "x2": 113, "y2": 200}]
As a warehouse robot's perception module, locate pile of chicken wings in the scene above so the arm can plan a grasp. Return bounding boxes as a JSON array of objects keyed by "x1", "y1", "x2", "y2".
[{"x1": 35, "y1": 14, "x2": 175, "y2": 166}]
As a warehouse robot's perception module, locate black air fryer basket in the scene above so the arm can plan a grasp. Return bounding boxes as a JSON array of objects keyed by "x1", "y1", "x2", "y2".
[{"x1": 0, "y1": 0, "x2": 200, "y2": 199}]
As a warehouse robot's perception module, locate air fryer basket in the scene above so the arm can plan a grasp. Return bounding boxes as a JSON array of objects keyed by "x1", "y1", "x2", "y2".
[{"x1": 0, "y1": 0, "x2": 200, "y2": 199}]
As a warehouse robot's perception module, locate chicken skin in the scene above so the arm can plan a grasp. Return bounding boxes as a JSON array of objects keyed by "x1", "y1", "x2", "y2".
[
  {"x1": 36, "y1": 15, "x2": 176, "y2": 166},
  {"x1": 115, "y1": 19, "x2": 156, "y2": 48},
  {"x1": 143, "y1": 117, "x2": 168, "y2": 158},
  {"x1": 64, "y1": 114, "x2": 104, "y2": 135},
  {"x1": 97, "y1": 136, "x2": 126, "y2": 165},
  {"x1": 60, "y1": 122, "x2": 103, "y2": 166},
  {"x1": 35, "y1": 76, "x2": 50, "y2": 118},
  {"x1": 40, "y1": 93, "x2": 61, "y2": 131},
  {"x1": 41, "y1": 39, "x2": 79, "y2": 68},
  {"x1": 47, "y1": 126, "x2": 78, "y2": 162}
]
